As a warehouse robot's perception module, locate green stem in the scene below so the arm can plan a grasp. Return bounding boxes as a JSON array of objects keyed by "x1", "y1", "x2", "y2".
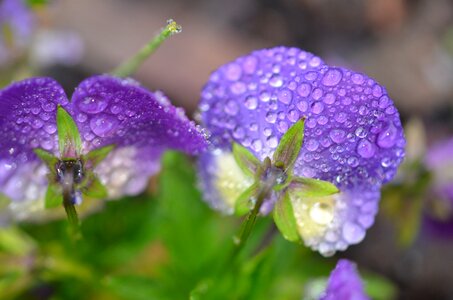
[
  {"x1": 111, "y1": 19, "x2": 182, "y2": 77},
  {"x1": 63, "y1": 188, "x2": 81, "y2": 240}
]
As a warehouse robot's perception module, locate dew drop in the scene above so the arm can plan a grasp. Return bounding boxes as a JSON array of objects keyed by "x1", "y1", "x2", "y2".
[
  {"x1": 287, "y1": 109, "x2": 300, "y2": 122},
  {"x1": 225, "y1": 63, "x2": 242, "y2": 81},
  {"x1": 329, "y1": 129, "x2": 346, "y2": 143},
  {"x1": 296, "y1": 83, "x2": 311, "y2": 97},
  {"x1": 310, "y1": 202, "x2": 334, "y2": 225},
  {"x1": 342, "y1": 222, "x2": 365, "y2": 244},
  {"x1": 305, "y1": 139, "x2": 319, "y2": 151},
  {"x1": 269, "y1": 74, "x2": 283, "y2": 87},
  {"x1": 323, "y1": 93, "x2": 336, "y2": 104},
  {"x1": 357, "y1": 139, "x2": 375, "y2": 158},
  {"x1": 77, "y1": 96, "x2": 107, "y2": 115},
  {"x1": 377, "y1": 122, "x2": 397, "y2": 148},
  {"x1": 89, "y1": 114, "x2": 119, "y2": 137},
  {"x1": 266, "y1": 136, "x2": 278, "y2": 148},
  {"x1": 230, "y1": 82, "x2": 246, "y2": 95},
  {"x1": 322, "y1": 68, "x2": 342, "y2": 86},
  {"x1": 265, "y1": 112, "x2": 277, "y2": 124},
  {"x1": 225, "y1": 100, "x2": 239, "y2": 116},
  {"x1": 311, "y1": 102, "x2": 324, "y2": 114},
  {"x1": 277, "y1": 89, "x2": 293, "y2": 104},
  {"x1": 351, "y1": 73, "x2": 364, "y2": 85},
  {"x1": 244, "y1": 96, "x2": 258, "y2": 110}
]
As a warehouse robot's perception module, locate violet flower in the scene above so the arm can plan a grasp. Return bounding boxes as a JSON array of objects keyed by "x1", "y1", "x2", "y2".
[
  {"x1": 319, "y1": 259, "x2": 369, "y2": 300},
  {"x1": 423, "y1": 137, "x2": 453, "y2": 236},
  {"x1": 0, "y1": 0, "x2": 34, "y2": 64},
  {"x1": 0, "y1": 75, "x2": 207, "y2": 222},
  {"x1": 198, "y1": 47, "x2": 405, "y2": 256}
]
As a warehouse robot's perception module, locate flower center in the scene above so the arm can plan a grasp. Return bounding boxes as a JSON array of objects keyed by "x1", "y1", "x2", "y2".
[{"x1": 55, "y1": 159, "x2": 85, "y2": 190}]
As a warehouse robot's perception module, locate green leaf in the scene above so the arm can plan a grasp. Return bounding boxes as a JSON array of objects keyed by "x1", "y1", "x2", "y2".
[
  {"x1": 235, "y1": 183, "x2": 259, "y2": 216},
  {"x1": 232, "y1": 143, "x2": 260, "y2": 178},
  {"x1": 57, "y1": 105, "x2": 82, "y2": 157},
  {"x1": 84, "y1": 144, "x2": 116, "y2": 167},
  {"x1": 34, "y1": 148, "x2": 58, "y2": 174},
  {"x1": 82, "y1": 174, "x2": 108, "y2": 199},
  {"x1": 45, "y1": 184, "x2": 63, "y2": 208},
  {"x1": 273, "y1": 191, "x2": 300, "y2": 242},
  {"x1": 272, "y1": 118, "x2": 305, "y2": 169},
  {"x1": 290, "y1": 177, "x2": 339, "y2": 198}
]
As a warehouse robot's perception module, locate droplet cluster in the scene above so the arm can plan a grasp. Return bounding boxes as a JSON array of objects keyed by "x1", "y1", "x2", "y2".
[{"x1": 198, "y1": 46, "x2": 405, "y2": 254}]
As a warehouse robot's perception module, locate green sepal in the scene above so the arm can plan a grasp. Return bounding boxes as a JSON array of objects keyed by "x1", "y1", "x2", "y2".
[
  {"x1": 273, "y1": 190, "x2": 300, "y2": 242},
  {"x1": 34, "y1": 148, "x2": 58, "y2": 175},
  {"x1": 290, "y1": 177, "x2": 339, "y2": 198},
  {"x1": 81, "y1": 173, "x2": 108, "y2": 199},
  {"x1": 45, "y1": 184, "x2": 63, "y2": 208},
  {"x1": 232, "y1": 143, "x2": 260, "y2": 178},
  {"x1": 84, "y1": 144, "x2": 116, "y2": 168},
  {"x1": 234, "y1": 182, "x2": 259, "y2": 216},
  {"x1": 272, "y1": 118, "x2": 305, "y2": 170},
  {"x1": 57, "y1": 105, "x2": 82, "y2": 157}
]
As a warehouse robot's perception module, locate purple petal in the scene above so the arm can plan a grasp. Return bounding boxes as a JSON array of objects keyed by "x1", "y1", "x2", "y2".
[
  {"x1": 71, "y1": 75, "x2": 208, "y2": 198},
  {"x1": 0, "y1": 78, "x2": 69, "y2": 201},
  {"x1": 71, "y1": 75, "x2": 207, "y2": 154},
  {"x1": 291, "y1": 185, "x2": 380, "y2": 256},
  {"x1": 320, "y1": 259, "x2": 369, "y2": 300},
  {"x1": 200, "y1": 47, "x2": 405, "y2": 190}
]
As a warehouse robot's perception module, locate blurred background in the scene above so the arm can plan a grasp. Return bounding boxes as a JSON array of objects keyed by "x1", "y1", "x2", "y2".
[{"x1": 1, "y1": 0, "x2": 453, "y2": 299}]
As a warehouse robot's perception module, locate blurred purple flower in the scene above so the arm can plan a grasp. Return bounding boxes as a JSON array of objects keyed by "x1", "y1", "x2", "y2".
[
  {"x1": 320, "y1": 259, "x2": 369, "y2": 300},
  {"x1": 0, "y1": 0, "x2": 35, "y2": 64},
  {"x1": 423, "y1": 137, "x2": 453, "y2": 237},
  {"x1": 198, "y1": 47, "x2": 405, "y2": 255},
  {"x1": 0, "y1": 75, "x2": 207, "y2": 222}
]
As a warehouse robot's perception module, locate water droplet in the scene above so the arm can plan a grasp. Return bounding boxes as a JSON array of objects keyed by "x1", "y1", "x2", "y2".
[
  {"x1": 277, "y1": 121, "x2": 288, "y2": 133},
  {"x1": 265, "y1": 112, "x2": 277, "y2": 124},
  {"x1": 342, "y1": 222, "x2": 365, "y2": 244},
  {"x1": 311, "y1": 102, "x2": 324, "y2": 114},
  {"x1": 372, "y1": 85, "x2": 383, "y2": 97},
  {"x1": 297, "y1": 100, "x2": 308, "y2": 112},
  {"x1": 277, "y1": 89, "x2": 292, "y2": 104},
  {"x1": 77, "y1": 113, "x2": 87, "y2": 123},
  {"x1": 259, "y1": 91, "x2": 270, "y2": 102},
  {"x1": 233, "y1": 126, "x2": 245, "y2": 139},
  {"x1": 312, "y1": 88, "x2": 323, "y2": 100},
  {"x1": 304, "y1": 71, "x2": 318, "y2": 81},
  {"x1": 225, "y1": 100, "x2": 239, "y2": 116},
  {"x1": 287, "y1": 109, "x2": 300, "y2": 122},
  {"x1": 310, "y1": 202, "x2": 334, "y2": 225},
  {"x1": 355, "y1": 127, "x2": 367, "y2": 138},
  {"x1": 323, "y1": 93, "x2": 336, "y2": 104},
  {"x1": 322, "y1": 68, "x2": 342, "y2": 86},
  {"x1": 377, "y1": 122, "x2": 397, "y2": 148},
  {"x1": 230, "y1": 82, "x2": 246, "y2": 94},
  {"x1": 78, "y1": 96, "x2": 108, "y2": 114},
  {"x1": 351, "y1": 73, "x2": 364, "y2": 84},
  {"x1": 252, "y1": 139, "x2": 262, "y2": 151},
  {"x1": 269, "y1": 74, "x2": 283, "y2": 87},
  {"x1": 111, "y1": 105, "x2": 122, "y2": 114},
  {"x1": 243, "y1": 56, "x2": 258, "y2": 74},
  {"x1": 42, "y1": 102, "x2": 56, "y2": 112},
  {"x1": 90, "y1": 114, "x2": 119, "y2": 137},
  {"x1": 357, "y1": 139, "x2": 375, "y2": 158},
  {"x1": 329, "y1": 129, "x2": 346, "y2": 143},
  {"x1": 225, "y1": 63, "x2": 242, "y2": 81},
  {"x1": 44, "y1": 123, "x2": 57, "y2": 134},
  {"x1": 296, "y1": 83, "x2": 311, "y2": 97},
  {"x1": 244, "y1": 96, "x2": 258, "y2": 110},
  {"x1": 347, "y1": 156, "x2": 359, "y2": 167},
  {"x1": 31, "y1": 118, "x2": 43, "y2": 129},
  {"x1": 305, "y1": 139, "x2": 319, "y2": 151},
  {"x1": 267, "y1": 136, "x2": 278, "y2": 148}
]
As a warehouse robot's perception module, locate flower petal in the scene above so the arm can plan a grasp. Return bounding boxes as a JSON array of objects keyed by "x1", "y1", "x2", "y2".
[
  {"x1": 199, "y1": 47, "x2": 405, "y2": 190},
  {"x1": 320, "y1": 259, "x2": 369, "y2": 300},
  {"x1": 71, "y1": 75, "x2": 207, "y2": 154},
  {"x1": 0, "y1": 77, "x2": 69, "y2": 204},
  {"x1": 290, "y1": 185, "x2": 380, "y2": 256}
]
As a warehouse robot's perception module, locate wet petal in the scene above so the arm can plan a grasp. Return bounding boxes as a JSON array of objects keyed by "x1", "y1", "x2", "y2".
[
  {"x1": 199, "y1": 47, "x2": 405, "y2": 190},
  {"x1": 320, "y1": 259, "x2": 369, "y2": 300},
  {"x1": 71, "y1": 75, "x2": 207, "y2": 154},
  {"x1": 290, "y1": 185, "x2": 380, "y2": 256},
  {"x1": 0, "y1": 77, "x2": 69, "y2": 204}
]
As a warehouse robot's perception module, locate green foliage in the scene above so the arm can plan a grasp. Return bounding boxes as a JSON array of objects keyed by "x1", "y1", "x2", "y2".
[
  {"x1": 56, "y1": 106, "x2": 82, "y2": 157},
  {"x1": 290, "y1": 177, "x2": 339, "y2": 198},
  {"x1": 83, "y1": 144, "x2": 116, "y2": 168},
  {"x1": 272, "y1": 118, "x2": 305, "y2": 169},
  {"x1": 232, "y1": 143, "x2": 260, "y2": 178},
  {"x1": 44, "y1": 183, "x2": 63, "y2": 208},
  {"x1": 273, "y1": 191, "x2": 300, "y2": 242}
]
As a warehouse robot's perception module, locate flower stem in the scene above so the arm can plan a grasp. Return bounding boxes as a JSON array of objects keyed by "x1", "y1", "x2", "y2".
[
  {"x1": 62, "y1": 188, "x2": 81, "y2": 240},
  {"x1": 111, "y1": 19, "x2": 182, "y2": 77}
]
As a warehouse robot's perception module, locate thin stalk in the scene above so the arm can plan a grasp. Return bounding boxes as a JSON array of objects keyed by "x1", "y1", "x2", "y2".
[
  {"x1": 111, "y1": 19, "x2": 182, "y2": 77},
  {"x1": 62, "y1": 182, "x2": 81, "y2": 240}
]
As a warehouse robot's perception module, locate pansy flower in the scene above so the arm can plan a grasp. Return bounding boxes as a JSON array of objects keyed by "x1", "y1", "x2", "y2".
[
  {"x1": 0, "y1": 0, "x2": 35, "y2": 65},
  {"x1": 198, "y1": 47, "x2": 405, "y2": 256},
  {"x1": 319, "y1": 259, "x2": 369, "y2": 300},
  {"x1": 0, "y1": 75, "x2": 207, "y2": 223}
]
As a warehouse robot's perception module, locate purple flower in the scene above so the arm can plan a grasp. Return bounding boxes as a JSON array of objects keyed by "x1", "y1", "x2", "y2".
[
  {"x1": 198, "y1": 47, "x2": 405, "y2": 255},
  {"x1": 320, "y1": 259, "x2": 369, "y2": 300},
  {"x1": 0, "y1": 75, "x2": 207, "y2": 222},
  {"x1": 423, "y1": 137, "x2": 453, "y2": 236},
  {"x1": 0, "y1": 0, "x2": 35, "y2": 64}
]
